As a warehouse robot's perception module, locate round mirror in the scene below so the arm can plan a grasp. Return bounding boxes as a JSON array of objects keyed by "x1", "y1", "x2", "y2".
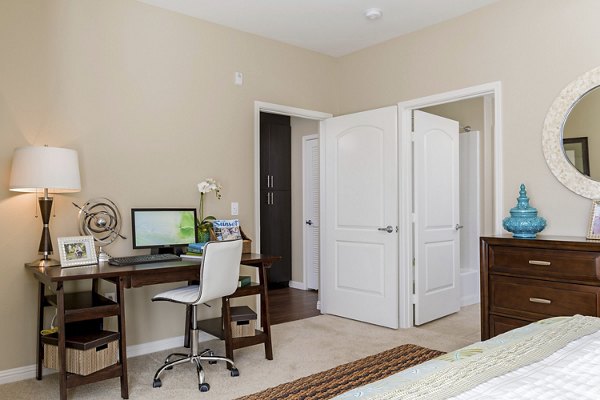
[
  {"x1": 542, "y1": 66, "x2": 600, "y2": 199},
  {"x1": 563, "y1": 86, "x2": 600, "y2": 180}
]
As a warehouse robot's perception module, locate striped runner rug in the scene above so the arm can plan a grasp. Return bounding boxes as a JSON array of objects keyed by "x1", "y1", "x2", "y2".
[{"x1": 236, "y1": 344, "x2": 444, "y2": 400}]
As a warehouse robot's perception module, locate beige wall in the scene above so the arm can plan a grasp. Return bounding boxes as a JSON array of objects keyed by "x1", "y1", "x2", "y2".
[
  {"x1": 3, "y1": 0, "x2": 600, "y2": 373},
  {"x1": 336, "y1": 0, "x2": 600, "y2": 236},
  {"x1": 0, "y1": 0, "x2": 337, "y2": 371},
  {"x1": 290, "y1": 117, "x2": 320, "y2": 284}
]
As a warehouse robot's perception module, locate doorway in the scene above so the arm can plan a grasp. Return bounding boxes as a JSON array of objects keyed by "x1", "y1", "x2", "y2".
[
  {"x1": 254, "y1": 102, "x2": 332, "y2": 320},
  {"x1": 398, "y1": 82, "x2": 503, "y2": 328}
]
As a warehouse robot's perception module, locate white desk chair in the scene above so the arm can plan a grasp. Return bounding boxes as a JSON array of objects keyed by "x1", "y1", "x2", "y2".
[{"x1": 151, "y1": 239, "x2": 243, "y2": 392}]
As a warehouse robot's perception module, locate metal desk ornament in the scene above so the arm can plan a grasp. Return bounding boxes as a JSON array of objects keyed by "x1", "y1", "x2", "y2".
[{"x1": 73, "y1": 198, "x2": 126, "y2": 262}]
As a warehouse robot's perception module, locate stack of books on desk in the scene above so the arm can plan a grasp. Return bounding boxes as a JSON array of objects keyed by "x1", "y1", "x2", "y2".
[{"x1": 181, "y1": 242, "x2": 206, "y2": 259}]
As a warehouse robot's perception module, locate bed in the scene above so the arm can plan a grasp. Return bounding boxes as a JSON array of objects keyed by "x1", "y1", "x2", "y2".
[{"x1": 334, "y1": 314, "x2": 600, "y2": 399}]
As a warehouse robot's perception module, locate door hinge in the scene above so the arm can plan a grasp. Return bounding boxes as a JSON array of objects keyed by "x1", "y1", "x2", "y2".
[
  {"x1": 411, "y1": 294, "x2": 417, "y2": 304},
  {"x1": 412, "y1": 257, "x2": 415, "y2": 267}
]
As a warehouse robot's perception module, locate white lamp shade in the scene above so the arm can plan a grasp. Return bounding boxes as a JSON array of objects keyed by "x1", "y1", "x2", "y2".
[{"x1": 9, "y1": 146, "x2": 81, "y2": 193}]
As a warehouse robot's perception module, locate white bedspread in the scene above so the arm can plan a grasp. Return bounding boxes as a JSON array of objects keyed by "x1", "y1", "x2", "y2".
[
  {"x1": 451, "y1": 329, "x2": 600, "y2": 399},
  {"x1": 335, "y1": 316, "x2": 600, "y2": 400}
]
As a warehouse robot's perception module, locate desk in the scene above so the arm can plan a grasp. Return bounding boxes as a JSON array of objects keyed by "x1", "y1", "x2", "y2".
[{"x1": 28, "y1": 253, "x2": 280, "y2": 400}]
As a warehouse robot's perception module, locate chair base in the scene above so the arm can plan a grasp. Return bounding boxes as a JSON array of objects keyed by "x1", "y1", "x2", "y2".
[{"x1": 152, "y1": 347, "x2": 239, "y2": 392}]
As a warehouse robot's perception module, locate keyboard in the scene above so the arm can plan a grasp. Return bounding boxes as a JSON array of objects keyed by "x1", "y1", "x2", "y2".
[{"x1": 108, "y1": 253, "x2": 181, "y2": 266}]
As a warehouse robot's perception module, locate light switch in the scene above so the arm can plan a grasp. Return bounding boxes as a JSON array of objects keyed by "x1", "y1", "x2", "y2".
[
  {"x1": 234, "y1": 72, "x2": 243, "y2": 85},
  {"x1": 231, "y1": 202, "x2": 239, "y2": 216}
]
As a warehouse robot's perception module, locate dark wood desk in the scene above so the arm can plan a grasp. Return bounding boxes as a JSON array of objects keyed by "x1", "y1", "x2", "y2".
[{"x1": 28, "y1": 253, "x2": 280, "y2": 400}]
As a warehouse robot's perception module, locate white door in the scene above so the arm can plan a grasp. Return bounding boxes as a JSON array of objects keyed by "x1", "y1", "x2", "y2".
[
  {"x1": 413, "y1": 110, "x2": 461, "y2": 325},
  {"x1": 321, "y1": 106, "x2": 398, "y2": 329},
  {"x1": 303, "y1": 135, "x2": 320, "y2": 290}
]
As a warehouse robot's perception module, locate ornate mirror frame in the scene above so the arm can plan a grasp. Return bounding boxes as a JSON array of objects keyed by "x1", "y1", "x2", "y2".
[{"x1": 542, "y1": 66, "x2": 600, "y2": 199}]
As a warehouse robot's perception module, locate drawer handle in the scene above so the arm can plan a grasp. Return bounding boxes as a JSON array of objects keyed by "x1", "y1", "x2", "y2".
[
  {"x1": 529, "y1": 297, "x2": 552, "y2": 304},
  {"x1": 528, "y1": 260, "x2": 551, "y2": 266}
]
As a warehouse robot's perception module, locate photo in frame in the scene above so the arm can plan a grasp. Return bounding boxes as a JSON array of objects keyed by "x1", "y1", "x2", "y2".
[
  {"x1": 587, "y1": 200, "x2": 600, "y2": 240},
  {"x1": 563, "y1": 137, "x2": 590, "y2": 176},
  {"x1": 57, "y1": 236, "x2": 97, "y2": 267}
]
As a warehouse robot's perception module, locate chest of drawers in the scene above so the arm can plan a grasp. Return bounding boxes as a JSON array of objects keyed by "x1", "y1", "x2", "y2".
[{"x1": 480, "y1": 235, "x2": 600, "y2": 340}]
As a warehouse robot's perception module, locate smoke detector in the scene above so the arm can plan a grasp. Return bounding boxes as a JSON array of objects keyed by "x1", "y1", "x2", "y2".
[{"x1": 364, "y1": 8, "x2": 383, "y2": 20}]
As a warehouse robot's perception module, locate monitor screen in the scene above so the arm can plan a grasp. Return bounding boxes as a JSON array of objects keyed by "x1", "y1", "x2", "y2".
[{"x1": 131, "y1": 208, "x2": 197, "y2": 249}]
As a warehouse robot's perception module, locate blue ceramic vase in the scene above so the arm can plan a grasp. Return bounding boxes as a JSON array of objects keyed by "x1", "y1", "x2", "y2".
[{"x1": 502, "y1": 184, "x2": 546, "y2": 238}]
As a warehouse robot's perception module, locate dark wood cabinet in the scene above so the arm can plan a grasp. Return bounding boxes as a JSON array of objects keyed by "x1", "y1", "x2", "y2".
[
  {"x1": 260, "y1": 113, "x2": 291, "y2": 191},
  {"x1": 260, "y1": 112, "x2": 292, "y2": 285},
  {"x1": 480, "y1": 235, "x2": 600, "y2": 340}
]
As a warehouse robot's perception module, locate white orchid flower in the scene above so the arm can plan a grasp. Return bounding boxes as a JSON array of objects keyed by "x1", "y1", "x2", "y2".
[{"x1": 198, "y1": 182, "x2": 210, "y2": 193}]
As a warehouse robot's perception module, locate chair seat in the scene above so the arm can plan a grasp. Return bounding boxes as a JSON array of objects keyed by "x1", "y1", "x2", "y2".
[{"x1": 152, "y1": 285, "x2": 200, "y2": 304}]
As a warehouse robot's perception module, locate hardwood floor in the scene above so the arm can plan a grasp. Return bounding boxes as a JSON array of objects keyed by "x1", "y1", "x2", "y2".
[{"x1": 268, "y1": 287, "x2": 320, "y2": 325}]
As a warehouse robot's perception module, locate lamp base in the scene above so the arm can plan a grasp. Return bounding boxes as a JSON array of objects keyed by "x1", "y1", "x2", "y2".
[{"x1": 26, "y1": 258, "x2": 61, "y2": 268}]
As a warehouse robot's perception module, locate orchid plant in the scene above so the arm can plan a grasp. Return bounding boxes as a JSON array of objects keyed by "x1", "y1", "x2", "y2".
[{"x1": 197, "y1": 178, "x2": 222, "y2": 238}]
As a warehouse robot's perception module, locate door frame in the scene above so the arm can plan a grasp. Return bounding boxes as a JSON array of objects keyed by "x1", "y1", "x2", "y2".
[
  {"x1": 253, "y1": 101, "x2": 332, "y2": 277},
  {"x1": 302, "y1": 134, "x2": 320, "y2": 291},
  {"x1": 397, "y1": 82, "x2": 503, "y2": 328}
]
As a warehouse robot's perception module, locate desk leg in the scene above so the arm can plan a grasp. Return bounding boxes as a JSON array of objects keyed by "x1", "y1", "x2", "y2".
[
  {"x1": 259, "y1": 263, "x2": 274, "y2": 360},
  {"x1": 222, "y1": 296, "x2": 234, "y2": 365},
  {"x1": 36, "y1": 282, "x2": 45, "y2": 380},
  {"x1": 116, "y1": 277, "x2": 129, "y2": 399},
  {"x1": 57, "y1": 282, "x2": 67, "y2": 400}
]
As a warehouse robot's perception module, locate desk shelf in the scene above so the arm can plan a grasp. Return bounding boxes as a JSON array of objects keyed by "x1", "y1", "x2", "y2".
[
  {"x1": 46, "y1": 292, "x2": 119, "y2": 323},
  {"x1": 35, "y1": 283, "x2": 128, "y2": 400},
  {"x1": 194, "y1": 280, "x2": 273, "y2": 364}
]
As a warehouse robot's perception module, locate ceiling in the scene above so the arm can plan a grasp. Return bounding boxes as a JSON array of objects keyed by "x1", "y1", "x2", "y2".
[{"x1": 137, "y1": 0, "x2": 499, "y2": 57}]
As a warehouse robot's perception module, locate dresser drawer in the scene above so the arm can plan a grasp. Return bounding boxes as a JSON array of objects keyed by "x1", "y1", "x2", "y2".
[
  {"x1": 489, "y1": 315, "x2": 532, "y2": 337},
  {"x1": 490, "y1": 246, "x2": 600, "y2": 282},
  {"x1": 490, "y1": 276, "x2": 599, "y2": 318}
]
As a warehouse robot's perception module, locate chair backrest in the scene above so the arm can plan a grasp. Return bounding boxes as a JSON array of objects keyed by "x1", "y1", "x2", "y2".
[{"x1": 194, "y1": 239, "x2": 243, "y2": 305}]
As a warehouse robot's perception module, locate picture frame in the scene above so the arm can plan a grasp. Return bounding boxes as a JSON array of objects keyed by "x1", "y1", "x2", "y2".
[
  {"x1": 587, "y1": 200, "x2": 600, "y2": 240},
  {"x1": 57, "y1": 236, "x2": 98, "y2": 267},
  {"x1": 563, "y1": 137, "x2": 590, "y2": 176}
]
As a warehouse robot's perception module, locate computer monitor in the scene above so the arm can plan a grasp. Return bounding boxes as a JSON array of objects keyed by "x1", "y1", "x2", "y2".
[{"x1": 131, "y1": 208, "x2": 197, "y2": 253}]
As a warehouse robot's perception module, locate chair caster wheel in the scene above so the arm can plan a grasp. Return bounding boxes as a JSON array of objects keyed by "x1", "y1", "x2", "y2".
[
  {"x1": 209, "y1": 360, "x2": 217, "y2": 365},
  {"x1": 152, "y1": 379, "x2": 162, "y2": 388},
  {"x1": 199, "y1": 382, "x2": 210, "y2": 392},
  {"x1": 230, "y1": 368, "x2": 240, "y2": 377},
  {"x1": 165, "y1": 365, "x2": 173, "y2": 370}
]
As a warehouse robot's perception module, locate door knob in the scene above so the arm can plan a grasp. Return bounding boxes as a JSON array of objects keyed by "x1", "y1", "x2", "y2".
[
  {"x1": 378, "y1": 225, "x2": 394, "y2": 233},
  {"x1": 455, "y1": 224, "x2": 464, "y2": 230},
  {"x1": 305, "y1": 220, "x2": 313, "y2": 225}
]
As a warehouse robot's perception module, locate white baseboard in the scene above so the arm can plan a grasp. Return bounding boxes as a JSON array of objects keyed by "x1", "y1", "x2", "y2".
[
  {"x1": 288, "y1": 280, "x2": 306, "y2": 290},
  {"x1": 0, "y1": 331, "x2": 218, "y2": 385},
  {"x1": 460, "y1": 269, "x2": 480, "y2": 307}
]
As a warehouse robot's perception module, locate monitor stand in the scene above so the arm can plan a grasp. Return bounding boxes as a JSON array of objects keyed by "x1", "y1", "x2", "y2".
[{"x1": 151, "y1": 246, "x2": 185, "y2": 256}]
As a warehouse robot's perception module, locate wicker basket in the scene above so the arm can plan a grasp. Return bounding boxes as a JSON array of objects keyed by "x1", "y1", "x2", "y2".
[
  {"x1": 230, "y1": 306, "x2": 257, "y2": 338},
  {"x1": 42, "y1": 331, "x2": 119, "y2": 376}
]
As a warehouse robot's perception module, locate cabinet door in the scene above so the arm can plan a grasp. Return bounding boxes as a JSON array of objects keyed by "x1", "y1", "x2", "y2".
[
  {"x1": 260, "y1": 190, "x2": 292, "y2": 284},
  {"x1": 260, "y1": 112, "x2": 291, "y2": 191}
]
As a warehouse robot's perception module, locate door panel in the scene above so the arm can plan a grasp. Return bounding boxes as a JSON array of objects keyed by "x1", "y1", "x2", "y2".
[
  {"x1": 414, "y1": 110, "x2": 460, "y2": 325},
  {"x1": 322, "y1": 106, "x2": 398, "y2": 329},
  {"x1": 303, "y1": 136, "x2": 320, "y2": 290}
]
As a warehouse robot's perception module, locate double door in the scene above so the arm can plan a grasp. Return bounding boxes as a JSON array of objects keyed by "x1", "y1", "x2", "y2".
[{"x1": 260, "y1": 112, "x2": 292, "y2": 285}]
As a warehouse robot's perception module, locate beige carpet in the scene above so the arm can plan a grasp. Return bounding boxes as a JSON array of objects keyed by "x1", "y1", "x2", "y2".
[{"x1": 1, "y1": 304, "x2": 479, "y2": 400}]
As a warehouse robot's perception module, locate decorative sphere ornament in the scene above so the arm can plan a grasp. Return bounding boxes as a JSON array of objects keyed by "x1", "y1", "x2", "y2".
[{"x1": 503, "y1": 184, "x2": 546, "y2": 238}]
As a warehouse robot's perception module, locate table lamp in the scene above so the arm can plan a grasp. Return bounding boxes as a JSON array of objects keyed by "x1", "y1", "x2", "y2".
[{"x1": 9, "y1": 145, "x2": 81, "y2": 267}]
